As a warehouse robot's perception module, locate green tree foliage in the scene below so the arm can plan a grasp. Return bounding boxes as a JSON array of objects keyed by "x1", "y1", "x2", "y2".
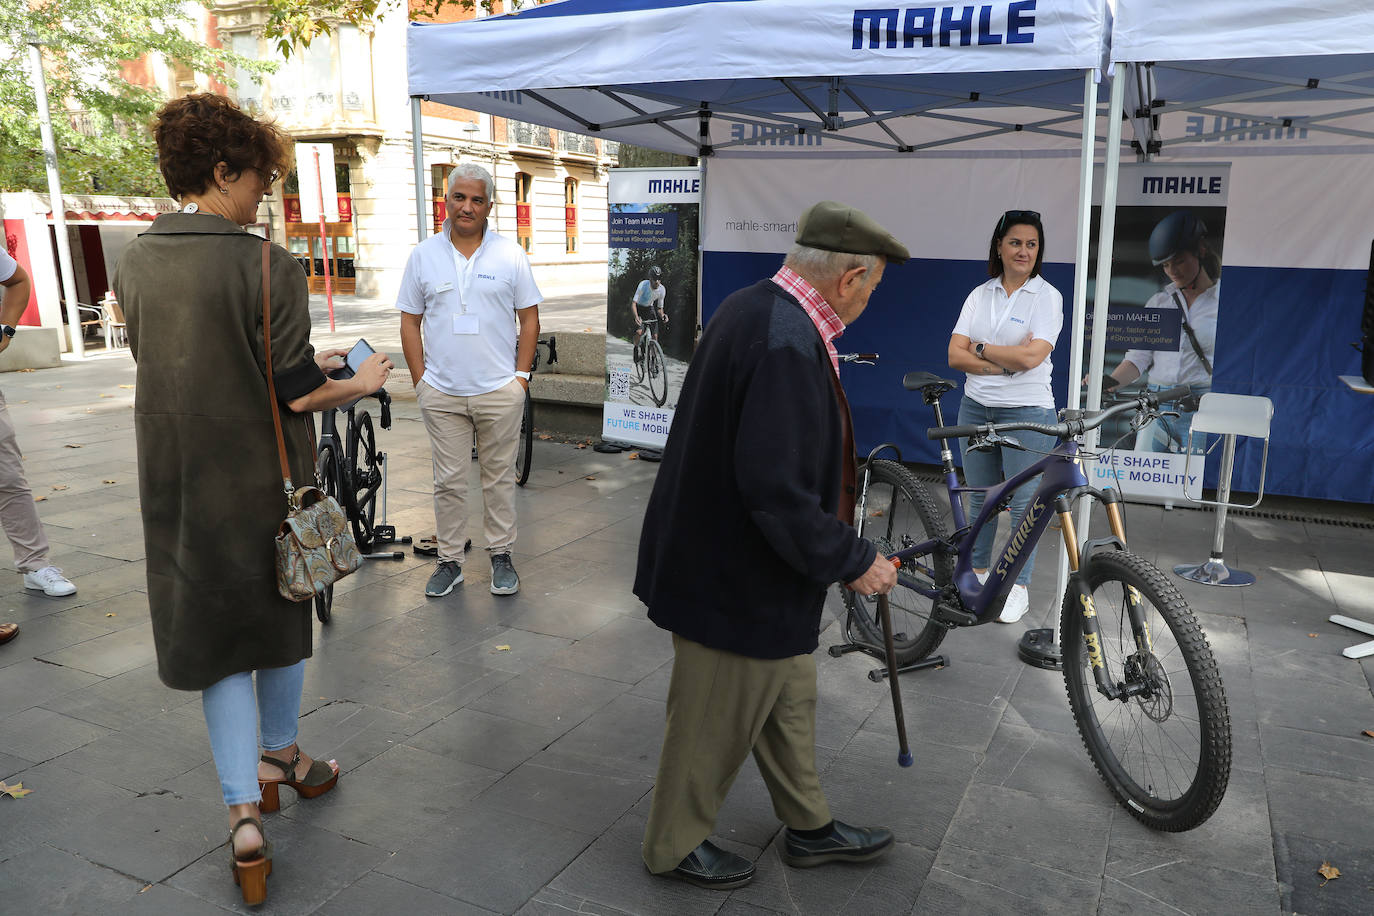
[{"x1": 0, "y1": 0, "x2": 262, "y2": 195}]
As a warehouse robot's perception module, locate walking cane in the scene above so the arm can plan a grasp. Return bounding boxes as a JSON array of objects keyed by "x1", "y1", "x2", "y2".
[{"x1": 875, "y1": 566, "x2": 913, "y2": 767}]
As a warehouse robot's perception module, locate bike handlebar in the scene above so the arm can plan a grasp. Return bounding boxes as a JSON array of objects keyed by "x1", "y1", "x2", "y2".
[{"x1": 926, "y1": 384, "x2": 1194, "y2": 442}]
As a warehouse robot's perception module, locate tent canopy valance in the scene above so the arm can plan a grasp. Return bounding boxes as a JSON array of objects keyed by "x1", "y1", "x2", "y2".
[{"x1": 407, "y1": 0, "x2": 1111, "y2": 157}]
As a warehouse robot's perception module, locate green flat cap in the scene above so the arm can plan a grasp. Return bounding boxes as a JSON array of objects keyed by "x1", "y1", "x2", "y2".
[{"x1": 795, "y1": 200, "x2": 909, "y2": 264}]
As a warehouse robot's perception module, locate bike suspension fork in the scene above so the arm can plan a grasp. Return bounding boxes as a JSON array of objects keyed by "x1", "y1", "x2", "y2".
[
  {"x1": 1057, "y1": 494, "x2": 1122, "y2": 700},
  {"x1": 1100, "y1": 488, "x2": 1152, "y2": 654}
]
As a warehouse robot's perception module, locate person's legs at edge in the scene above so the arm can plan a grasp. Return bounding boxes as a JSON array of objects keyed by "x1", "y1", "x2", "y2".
[
  {"x1": 471, "y1": 379, "x2": 524, "y2": 594},
  {"x1": 643, "y1": 635, "x2": 789, "y2": 875},
  {"x1": 0, "y1": 393, "x2": 71, "y2": 595},
  {"x1": 418, "y1": 383, "x2": 473, "y2": 595},
  {"x1": 957, "y1": 396, "x2": 1001, "y2": 574},
  {"x1": 202, "y1": 670, "x2": 265, "y2": 856}
]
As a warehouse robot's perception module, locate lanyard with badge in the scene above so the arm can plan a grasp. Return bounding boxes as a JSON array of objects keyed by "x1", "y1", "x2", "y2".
[
  {"x1": 985, "y1": 284, "x2": 1021, "y2": 344},
  {"x1": 448, "y1": 246, "x2": 481, "y2": 335}
]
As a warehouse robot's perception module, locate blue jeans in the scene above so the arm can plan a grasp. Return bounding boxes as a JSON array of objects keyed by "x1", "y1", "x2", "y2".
[
  {"x1": 1134, "y1": 383, "x2": 1209, "y2": 454},
  {"x1": 957, "y1": 397, "x2": 1059, "y2": 586},
  {"x1": 201, "y1": 661, "x2": 306, "y2": 806}
]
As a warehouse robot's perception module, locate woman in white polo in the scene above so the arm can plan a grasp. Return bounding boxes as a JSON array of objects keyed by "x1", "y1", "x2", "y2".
[{"x1": 947, "y1": 209, "x2": 1064, "y2": 625}]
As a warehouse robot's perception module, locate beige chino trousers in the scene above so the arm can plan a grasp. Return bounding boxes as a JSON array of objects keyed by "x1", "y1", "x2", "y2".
[
  {"x1": 0, "y1": 391, "x2": 50, "y2": 572},
  {"x1": 417, "y1": 378, "x2": 525, "y2": 563},
  {"x1": 642, "y1": 634, "x2": 832, "y2": 874}
]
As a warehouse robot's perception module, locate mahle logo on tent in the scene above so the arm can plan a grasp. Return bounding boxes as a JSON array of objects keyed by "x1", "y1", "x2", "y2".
[{"x1": 852, "y1": 2, "x2": 1038, "y2": 50}]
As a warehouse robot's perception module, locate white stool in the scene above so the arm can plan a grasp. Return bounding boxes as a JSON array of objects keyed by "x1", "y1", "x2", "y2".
[{"x1": 1174, "y1": 393, "x2": 1273, "y2": 587}]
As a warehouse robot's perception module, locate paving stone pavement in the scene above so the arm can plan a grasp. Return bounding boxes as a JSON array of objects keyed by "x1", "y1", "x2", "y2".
[{"x1": 0, "y1": 351, "x2": 1371, "y2": 915}]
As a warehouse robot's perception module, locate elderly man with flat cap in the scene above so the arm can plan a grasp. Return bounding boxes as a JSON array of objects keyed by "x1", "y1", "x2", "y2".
[{"x1": 635, "y1": 201, "x2": 907, "y2": 889}]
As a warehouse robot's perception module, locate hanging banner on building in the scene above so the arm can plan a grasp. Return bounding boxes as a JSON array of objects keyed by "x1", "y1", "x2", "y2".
[
  {"x1": 1083, "y1": 162, "x2": 1230, "y2": 503},
  {"x1": 602, "y1": 167, "x2": 701, "y2": 450},
  {"x1": 294, "y1": 142, "x2": 339, "y2": 223}
]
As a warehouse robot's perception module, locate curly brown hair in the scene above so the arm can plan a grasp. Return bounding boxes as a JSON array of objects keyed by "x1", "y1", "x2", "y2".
[{"x1": 154, "y1": 93, "x2": 292, "y2": 199}]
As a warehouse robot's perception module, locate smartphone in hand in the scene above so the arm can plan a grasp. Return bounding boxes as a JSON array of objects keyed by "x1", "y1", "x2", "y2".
[{"x1": 329, "y1": 338, "x2": 376, "y2": 381}]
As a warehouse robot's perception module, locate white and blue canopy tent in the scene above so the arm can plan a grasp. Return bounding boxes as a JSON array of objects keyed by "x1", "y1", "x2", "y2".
[
  {"x1": 407, "y1": 0, "x2": 1113, "y2": 456},
  {"x1": 1089, "y1": 0, "x2": 1374, "y2": 502}
]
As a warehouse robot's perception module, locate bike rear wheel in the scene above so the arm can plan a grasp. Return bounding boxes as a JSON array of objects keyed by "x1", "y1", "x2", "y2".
[
  {"x1": 313, "y1": 444, "x2": 340, "y2": 624},
  {"x1": 515, "y1": 390, "x2": 533, "y2": 487},
  {"x1": 646, "y1": 340, "x2": 668, "y2": 407},
  {"x1": 347, "y1": 411, "x2": 380, "y2": 553},
  {"x1": 1061, "y1": 549, "x2": 1231, "y2": 831},
  {"x1": 842, "y1": 460, "x2": 953, "y2": 664}
]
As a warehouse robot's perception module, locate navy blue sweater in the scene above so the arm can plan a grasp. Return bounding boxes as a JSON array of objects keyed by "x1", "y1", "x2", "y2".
[{"x1": 634, "y1": 279, "x2": 876, "y2": 659}]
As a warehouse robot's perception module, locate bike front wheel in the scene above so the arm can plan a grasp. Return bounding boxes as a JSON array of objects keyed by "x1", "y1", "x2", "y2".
[
  {"x1": 842, "y1": 459, "x2": 953, "y2": 664},
  {"x1": 515, "y1": 390, "x2": 533, "y2": 487},
  {"x1": 646, "y1": 340, "x2": 668, "y2": 407},
  {"x1": 346, "y1": 411, "x2": 380, "y2": 552},
  {"x1": 1061, "y1": 549, "x2": 1231, "y2": 831}
]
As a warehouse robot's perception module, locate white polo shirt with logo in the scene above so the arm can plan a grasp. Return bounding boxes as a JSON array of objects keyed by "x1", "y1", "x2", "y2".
[
  {"x1": 952, "y1": 273, "x2": 1064, "y2": 409},
  {"x1": 395, "y1": 219, "x2": 542, "y2": 397}
]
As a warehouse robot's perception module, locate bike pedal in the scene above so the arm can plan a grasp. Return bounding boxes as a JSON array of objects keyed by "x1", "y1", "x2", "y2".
[{"x1": 932, "y1": 602, "x2": 977, "y2": 627}]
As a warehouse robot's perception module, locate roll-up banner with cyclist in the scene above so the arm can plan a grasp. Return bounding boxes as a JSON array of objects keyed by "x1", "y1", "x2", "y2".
[
  {"x1": 1082, "y1": 162, "x2": 1230, "y2": 503},
  {"x1": 602, "y1": 167, "x2": 701, "y2": 450}
]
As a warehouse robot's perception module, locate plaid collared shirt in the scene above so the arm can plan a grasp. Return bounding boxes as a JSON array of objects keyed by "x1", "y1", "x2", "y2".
[{"x1": 771, "y1": 265, "x2": 845, "y2": 373}]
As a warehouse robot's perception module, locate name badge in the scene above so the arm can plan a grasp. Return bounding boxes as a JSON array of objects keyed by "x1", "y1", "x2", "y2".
[
  {"x1": 453, "y1": 314, "x2": 480, "y2": 335},
  {"x1": 434, "y1": 280, "x2": 455, "y2": 293}
]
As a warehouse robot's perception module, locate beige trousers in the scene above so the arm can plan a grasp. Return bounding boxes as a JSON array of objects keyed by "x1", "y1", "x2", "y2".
[
  {"x1": 642, "y1": 634, "x2": 832, "y2": 874},
  {"x1": 417, "y1": 378, "x2": 525, "y2": 562},
  {"x1": 0, "y1": 391, "x2": 50, "y2": 572}
]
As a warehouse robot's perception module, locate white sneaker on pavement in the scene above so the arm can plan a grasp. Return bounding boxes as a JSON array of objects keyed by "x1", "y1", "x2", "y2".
[
  {"x1": 23, "y1": 565, "x2": 77, "y2": 597},
  {"x1": 998, "y1": 584, "x2": 1030, "y2": 624}
]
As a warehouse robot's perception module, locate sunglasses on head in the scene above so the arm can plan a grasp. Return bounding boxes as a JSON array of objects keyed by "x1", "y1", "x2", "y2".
[{"x1": 998, "y1": 209, "x2": 1041, "y2": 233}]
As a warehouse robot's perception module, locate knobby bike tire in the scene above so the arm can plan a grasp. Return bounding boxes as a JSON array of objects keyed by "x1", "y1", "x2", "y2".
[
  {"x1": 313, "y1": 443, "x2": 340, "y2": 624},
  {"x1": 842, "y1": 459, "x2": 953, "y2": 663},
  {"x1": 347, "y1": 411, "x2": 379, "y2": 553},
  {"x1": 647, "y1": 340, "x2": 668, "y2": 407},
  {"x1": 515, "y1": 390, "x2": 533, "y2": 487},
  {"x1": 1061, "y1": 549, "x2": 1231, "y2": 831}
]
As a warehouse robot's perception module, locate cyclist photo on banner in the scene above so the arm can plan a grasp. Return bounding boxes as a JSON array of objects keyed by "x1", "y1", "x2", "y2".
[{"x1": 1097, "y1": 208, "x2": 1221, "y2": 454}]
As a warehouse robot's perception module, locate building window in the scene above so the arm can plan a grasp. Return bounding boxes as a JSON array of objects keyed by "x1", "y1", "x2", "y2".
[
  {"x1": 432, "y1": 164, "x2": 453, "y2": 234},
  {"x1": 564, "y1": 178, "x2": 578, "y2": 254},
  {"x1": 514, "y1": 171, "x2": 533, "y2": 253}
]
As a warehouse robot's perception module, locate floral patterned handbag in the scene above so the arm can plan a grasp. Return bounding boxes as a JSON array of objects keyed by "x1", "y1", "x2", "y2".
[{"x1": 261, "y1": 241, "x2": 362, "y2": 600}]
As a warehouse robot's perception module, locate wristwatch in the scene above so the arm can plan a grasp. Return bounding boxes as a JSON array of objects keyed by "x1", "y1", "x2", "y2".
[
  {"x1": 1, "y1": 325, "x2": 15, "y2": 338},
  {"x1": 514, "y1": 370, "x2": 531, "y2": 381},
  {"x1": 975, "y1": 342, "x2": 986, "y2": 359}
]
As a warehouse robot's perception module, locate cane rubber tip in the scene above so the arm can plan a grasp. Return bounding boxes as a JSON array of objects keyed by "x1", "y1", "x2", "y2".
[{"x1": 898, "y1": 751, "x2": 914, "y2": 767}]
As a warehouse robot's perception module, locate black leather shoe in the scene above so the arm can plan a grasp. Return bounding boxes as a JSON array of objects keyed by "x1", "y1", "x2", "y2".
[
  {"x1": 661, "y1": 839, "x2": 755, "y2": 889},
  {"x1": 782, "y1": 820, "x2": 894, "y2": 867}
]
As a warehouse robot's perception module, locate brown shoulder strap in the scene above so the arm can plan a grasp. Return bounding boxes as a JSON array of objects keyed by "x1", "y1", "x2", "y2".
[{"x1": 262, "y1": 242, "x2": 294, "y2": 502}]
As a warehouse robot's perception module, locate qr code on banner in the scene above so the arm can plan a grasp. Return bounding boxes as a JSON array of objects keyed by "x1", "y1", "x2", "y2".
[{"x1": 608, "y1": 369, "x2": 631, "y2": 401}]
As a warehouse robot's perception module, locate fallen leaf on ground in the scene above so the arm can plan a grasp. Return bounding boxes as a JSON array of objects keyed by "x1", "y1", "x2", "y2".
[
  {"x1": 64, "y1": 444, "x2": 82, "y2": 449},
  {"x1": 34, "y1": 496, "x2": 45, "y2": 502},
  {"x1": 17, "y1": 368, "x2": 33, "y2": 373},
  {"x1": 538, "y1": 434, "x2": 552, "y2": 440},
  {"x1": 0, "y1": 781, "x2": 33, "y2": 799},
  {"x1": 52, "y1": 485, "x2": 69, "y2": 491},
  {"x1": 1317, "y1": 862, "x2": 1340, "y2": 885},
  {"x1": 1308, "y1": 633, "x2": 1318, "y2": 638},
  {"x1": 585, "y1": 476, "x2": 596, "y2": 481},
  {"x1": 139, "y1": 885, "x2": 152, "y2": 894},
  {"x1": 105, "y1": 613, "x2": 116, "y2": 618},
  {"x1": 494, "y1": 645, "x2": 511, "y2": 651},
  {"x1": 99, "y1": 394, "x2": 113, "y2": 398},
  {"x1": 575, "y1": 443, "x2": 587, "y2": 449},
  {"x1": 1362, "y1": 730, "x2": 1374, "y2": 739},
  {"x1": 102, "y1": 479, "x2": 117, "y2": 484},
  {"x1": 118, "y1": 384, "x2": 134, "y2": 389},
  {"x1": 628, "y1": 452, "x2": 639, "y2": 460},
  {"x1": 869, "y1": 509, "x2": 886, "y2": 517}
]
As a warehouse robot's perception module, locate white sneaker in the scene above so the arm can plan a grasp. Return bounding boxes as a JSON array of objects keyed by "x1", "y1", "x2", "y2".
[
  {"x1": 23, "y1": 565, "x2": 77, "y2": 597},
  {"x1": 998, "y1": 584, "x2": 1030, "y2": 624}
]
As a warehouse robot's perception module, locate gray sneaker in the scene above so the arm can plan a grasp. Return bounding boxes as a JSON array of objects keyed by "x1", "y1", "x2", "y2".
[
  {"x1": 490, "y1": 553, "x2": 519, "y2": 595},
  {"x1": 425, "y1": 560, "x2": 463, "y2": 597}
]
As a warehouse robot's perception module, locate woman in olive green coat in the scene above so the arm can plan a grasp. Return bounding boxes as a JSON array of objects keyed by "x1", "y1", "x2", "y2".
[{"x1": 114, "y1": 94, "x2": 393, "y2": 905}]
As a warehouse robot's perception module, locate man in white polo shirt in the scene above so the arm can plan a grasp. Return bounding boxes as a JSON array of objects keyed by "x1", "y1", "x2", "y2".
[{"x1": 397, "y1": 163, "x2": 542, "y2": 598}]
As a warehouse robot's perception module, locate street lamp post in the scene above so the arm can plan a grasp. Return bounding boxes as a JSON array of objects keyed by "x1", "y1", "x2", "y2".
[{"x1": 27, "y1": 39, "x2": 86, "y2": 359}]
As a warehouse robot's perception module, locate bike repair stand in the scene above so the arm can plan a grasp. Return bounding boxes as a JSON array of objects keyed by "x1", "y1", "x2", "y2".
[
  {"x1": 828, "y1": 641, "x2": 949, "y2": 681},
  {"x1": 363, "y1": 448, "x2": 408, "y2": 561}
]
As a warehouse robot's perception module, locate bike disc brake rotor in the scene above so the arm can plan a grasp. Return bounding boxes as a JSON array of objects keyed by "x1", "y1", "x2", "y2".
[{"x1": 1126, "y1": 652, "x2": 1175, "y2": 723}]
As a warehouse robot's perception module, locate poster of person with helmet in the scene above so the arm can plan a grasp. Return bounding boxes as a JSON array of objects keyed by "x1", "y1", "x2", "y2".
[{"x1": 1081, "y1": 163, "x2": 1229, "y2": 503}]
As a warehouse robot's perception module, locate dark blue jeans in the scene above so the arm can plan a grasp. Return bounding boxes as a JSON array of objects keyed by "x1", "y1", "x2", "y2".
[{"x1": 957, "y1": 397, "x2": 1059, "y2": 586}]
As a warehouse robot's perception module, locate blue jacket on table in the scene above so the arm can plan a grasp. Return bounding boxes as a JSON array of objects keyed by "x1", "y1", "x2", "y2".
[{"x1": 633, "y1": 278, "x2": 877, "y2": 660}]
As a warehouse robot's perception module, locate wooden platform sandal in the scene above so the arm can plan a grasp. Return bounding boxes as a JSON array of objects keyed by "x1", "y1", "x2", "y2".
[
  {"x1": 229, "y1": 817, "x2": 272, "y2": 905},
  {"x1": 258, "y1": 745, "x2": 340, "y2": 813}
]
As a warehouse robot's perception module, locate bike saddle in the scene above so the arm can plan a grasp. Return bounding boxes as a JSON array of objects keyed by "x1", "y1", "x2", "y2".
[{"x1": 902, "y1": 371, "x2": 959, "y2": 404}]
